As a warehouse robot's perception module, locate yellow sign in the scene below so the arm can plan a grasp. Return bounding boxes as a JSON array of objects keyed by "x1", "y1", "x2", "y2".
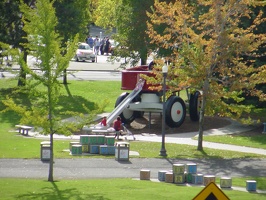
[{"x1": 193, "y1": 182, "x2": 230, "y2": 200}]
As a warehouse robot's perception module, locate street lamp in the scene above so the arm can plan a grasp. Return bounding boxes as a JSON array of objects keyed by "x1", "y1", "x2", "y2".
[{"x1": 160, "y1": 64, "x2": 168, "y2": 157}]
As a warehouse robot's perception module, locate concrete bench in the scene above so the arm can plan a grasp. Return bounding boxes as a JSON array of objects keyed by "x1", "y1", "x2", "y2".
[
  {"x1": 15, "y1": 125, "x2": 33, "y2": 136},
  {"x1": 15, "y1": 125, "x2": 23, "y2": 133}
]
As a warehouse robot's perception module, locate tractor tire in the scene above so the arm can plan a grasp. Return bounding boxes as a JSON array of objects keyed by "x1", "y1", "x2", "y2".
[
  {"x1": 165, "y1": 96, "x2": 186, "y2": 128},
  {"x1": 115, "y1": 92, "x2": 135, "y2": 124},
  {"x1": 189, "y1": 91, "x2": 201, "y2": 121},
  {"x1": 132, "y1": 94, "x2": 144, "y2": 118}
]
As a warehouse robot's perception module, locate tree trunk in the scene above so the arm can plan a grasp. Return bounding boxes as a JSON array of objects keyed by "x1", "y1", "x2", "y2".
[
  {"x1": 197, "y1": 110, "x2": 204, "y2": 150},
  {"x1": 140, "y1": 46, "x2": 147, "y2": 65},
  {"x1": 197, "y1": 78, "x2": 209, "y2": 150},
  {"x1": 48, "y1": 133, "x2": 54, "y2": 182},
  {"x1": 63, "y1": 69, "x2": 67, "y2": 85},
  {"x1": 48, "y1": 74, "x2": 54, "y2": 182},
  {"x1": 17, "y1": 51, "x2": 27, "y2": 86},
  {"x1": 140, "y1": 58, "x2": 146, "y2": 65}
]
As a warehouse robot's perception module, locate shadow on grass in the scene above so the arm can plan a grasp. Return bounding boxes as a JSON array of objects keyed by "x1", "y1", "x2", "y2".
[
  {"x1": 233, "y1": 124, "x2": 266, "y2": 147},
  {"x1": 16, "y1": 181, "x2": 111, "y2": 200},
  {"x1": 0, "y1": 84, "x2": 99, "y2": 127},
  {"x1": 163, "y1": 157, "x2": 266, "y2": 177}
]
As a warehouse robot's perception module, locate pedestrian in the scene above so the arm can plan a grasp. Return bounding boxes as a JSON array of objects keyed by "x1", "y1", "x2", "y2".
[
  {"x1": 113, "y1": 116, "x2": 122, "y2": 139},
  {"x1": 87, "y1": 35, "x2": 94, "y2": 48},
  {"x1": 104, "y1": 38, "x2": 111, "y2": 56},
  {"x1": 94, "y1": 36, "x2": 100, "y2": 55},
  {"x1": 148, "y1": 61, "x2": 155, "y2": 70},
  {"x1": 100, "y1": 116, "x2": 107, "y2": 127},
  {"x1": 100, "y1": 37, "x2": 106, "y2": 55}
]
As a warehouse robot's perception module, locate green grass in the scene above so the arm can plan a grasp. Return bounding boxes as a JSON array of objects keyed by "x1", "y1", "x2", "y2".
[
  {"x1": 202, "y1": 134, "x2": 266, "y2": 150},
  {"x1": 0, "y1": 178, "x2": 266, "y2": 200},
  {"x1": 1, "y1": 79, "x2": 266, "y2": 159},
  {"x1": 201, "y1": 108, "x2": 266, "y2": 148},
  {"x1": 0, "y1": 79, "x2": 122, "y2": 115},
  {"x1": 1, "y1": 79, "x2": 266, "y2": 199},
  {"x1": 230, "y1": 177, "x2": 266, "y2": 190},
  {"x1": 2, "y1": 130, "x2": 265, "y2": 159}
]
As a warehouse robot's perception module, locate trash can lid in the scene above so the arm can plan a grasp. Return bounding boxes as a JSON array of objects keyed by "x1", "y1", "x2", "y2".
[
  {"x1": 41, "y1": 141, "x2": 50, "y2": 145},
  {"x1": 115, "y1": 142, "x2": 129, "y2": 146}
]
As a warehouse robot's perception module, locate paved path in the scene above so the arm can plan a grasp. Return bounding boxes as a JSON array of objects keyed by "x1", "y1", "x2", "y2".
[
  {"x1": 31, "y1": 116, "x2": 266, "y2": 156},
  {"x1": 1, "y1": 157, "x2": 266, "y2": 180}
]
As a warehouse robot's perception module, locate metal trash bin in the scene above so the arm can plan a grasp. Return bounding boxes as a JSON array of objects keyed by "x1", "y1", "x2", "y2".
[
  {"x1": 263, "y1": 123, "x2": 266, "y2": 134},
  {"x1": 40, "y1": 141, "x2": 51, "y2": 161},
  {"x1": 115, "y1": 142, "x2": 129, "y2": 161}
]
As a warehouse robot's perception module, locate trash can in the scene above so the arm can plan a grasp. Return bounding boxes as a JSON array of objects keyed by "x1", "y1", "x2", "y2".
[
  {"x1": 115, "y1": 142, "x2": 129, "y2": 161},
  {"x1": 40, "y1": 141, "x2": 51, "y2": 161},
  {"x1": 263, "y1": 123, "x2": 266, "y2": 134}
]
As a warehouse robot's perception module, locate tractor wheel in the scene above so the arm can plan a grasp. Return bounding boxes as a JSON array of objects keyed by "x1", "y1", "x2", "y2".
[
  {"x1": 134, "y1": 111, "x2": 144, "y2": 118},
  {"x1": 165, "y1": 96, "x2": 186, "y2": 128},
  {"x1": 132, "y1": 94, "x2": 144, "y2": 118},
  {"x1": 115, "y1": 92, "x2": 135, "y2": 124},
  {"x1": 189, "y1": 91, "x2": 201, "y2": 121}
]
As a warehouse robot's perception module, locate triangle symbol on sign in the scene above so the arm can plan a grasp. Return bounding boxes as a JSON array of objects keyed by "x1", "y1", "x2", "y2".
[{"x1": 206, "y1": 192, "x2": 218, "y2": 200}]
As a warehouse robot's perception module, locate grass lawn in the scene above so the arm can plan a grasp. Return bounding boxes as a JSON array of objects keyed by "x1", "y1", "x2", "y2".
[
  {"x1": 201, "y1": 108, "x2": 266, "y2": 149},
  {"x1": 1, "y1": 130, "x2": 265, "y2": 159},
  {"x1": 202, "y1": 134, "x2": 266, "y2": 150},
  {"x1": 1, "y1": 79, "x2": 266, "y2": 199},
  {"x1": 0, "y1": 178, "x2": 266, "y2": 200}
]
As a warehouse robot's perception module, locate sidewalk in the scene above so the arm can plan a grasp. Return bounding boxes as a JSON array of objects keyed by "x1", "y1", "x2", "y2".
[{"x1": 30, "y1": 116, "x2": 266, "y2": 156}]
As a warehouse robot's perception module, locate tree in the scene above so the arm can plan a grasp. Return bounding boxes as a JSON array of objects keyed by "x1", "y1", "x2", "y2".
[
  {"x1": 0, "y1": 0, "x2": 35, "y2": 86},
  {"x1": 0, "y1": 0, "x2": 91, "y2": 86},
  {"x1": 53, "y1": 0, "x2": 91, "y2": 85},
  {"x1": 1, "y1": 0, "x2": 98, "y2": 182},
  {"x1": 94, "y1": 0, "x2": 120, "y2": 29},
  {"x1": 20, "y1": 0, "x2": 79, "y2": 182},
  {"x1": 94, "y1": 0, "x2": 155, "y2": 66},
  {"x1": 147, "y1": 0, "x2": 266, "y2": 150}
]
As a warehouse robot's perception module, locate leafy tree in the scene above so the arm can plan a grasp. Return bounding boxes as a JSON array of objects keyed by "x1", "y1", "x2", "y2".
[
  {"x1": 93, "y1": 0, "x2": 176, "y2": 67},
  {"x1": 21, "y1": 0, "x2": 77, "y2": 182},
  {"x1": 2, "y1": 0, "x2": 99, "y2": 182},
  {"x1": 147, "y1": 0, "x2": 266, "y2": 150},
  {"x1": 94, "y1": 0, "x2": 155, "y2": 66},
  {"x1": 0, "y1": 0, "x2": 35, "y2": 86},
  {"x1": 0, "y1": 0, "x2": 91, "y2": 86},
  {"x1": 122, "y1": 0, "x2": 154, "y2": 65},
  {"x1": 94, "y1": 0, "x2": 120, "y2": 29},
  {"x1": 53, "y1": 0, "x2": 91, "y2": 84}
]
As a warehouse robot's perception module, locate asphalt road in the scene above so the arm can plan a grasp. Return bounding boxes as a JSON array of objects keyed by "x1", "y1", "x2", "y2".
[
  {"x1": 2, "y1": 55, "x2": 124, "y2": 81},
  {"x1": 1, "y1": 157, "x2": 266, "y2": 180}
]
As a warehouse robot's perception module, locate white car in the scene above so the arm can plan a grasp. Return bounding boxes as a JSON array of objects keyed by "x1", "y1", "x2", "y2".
[{"x1": 74, "y1": 43, "x2": 96, "y2": 62}]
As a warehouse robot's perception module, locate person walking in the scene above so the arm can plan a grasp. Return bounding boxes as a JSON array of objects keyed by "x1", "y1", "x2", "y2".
[
  {"x1": 100, "y1": 37, "x2": 106, "y2": 55},
  {"x1": 94, "y1": 36, "x2": 100, "y2": 55},
  {"x1": 87, "y1": 35, "x2": 94, "y2": 48},
  {"x1": 104, "y1": 38, "x2": 111, "y2": 56},
  {"x1": 113, "y1": 117, "x2": 122, "y2": 140},
  {"x1": 100, "y1": 116, "x2": 107, "y2": 127}
]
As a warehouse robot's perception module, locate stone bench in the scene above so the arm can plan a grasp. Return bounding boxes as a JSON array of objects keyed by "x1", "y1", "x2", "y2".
[{"x1": 15, "y1": 125, "x2": 33, "y2": 136}]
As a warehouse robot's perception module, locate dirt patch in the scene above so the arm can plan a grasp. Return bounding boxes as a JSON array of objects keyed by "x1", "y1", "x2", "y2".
[
  {"x1": 125, "y1": 114, "x2": 231, "y2": 135},
  {"x1": 79, "y1": 113, "x2": 263, "y2": 136}
]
